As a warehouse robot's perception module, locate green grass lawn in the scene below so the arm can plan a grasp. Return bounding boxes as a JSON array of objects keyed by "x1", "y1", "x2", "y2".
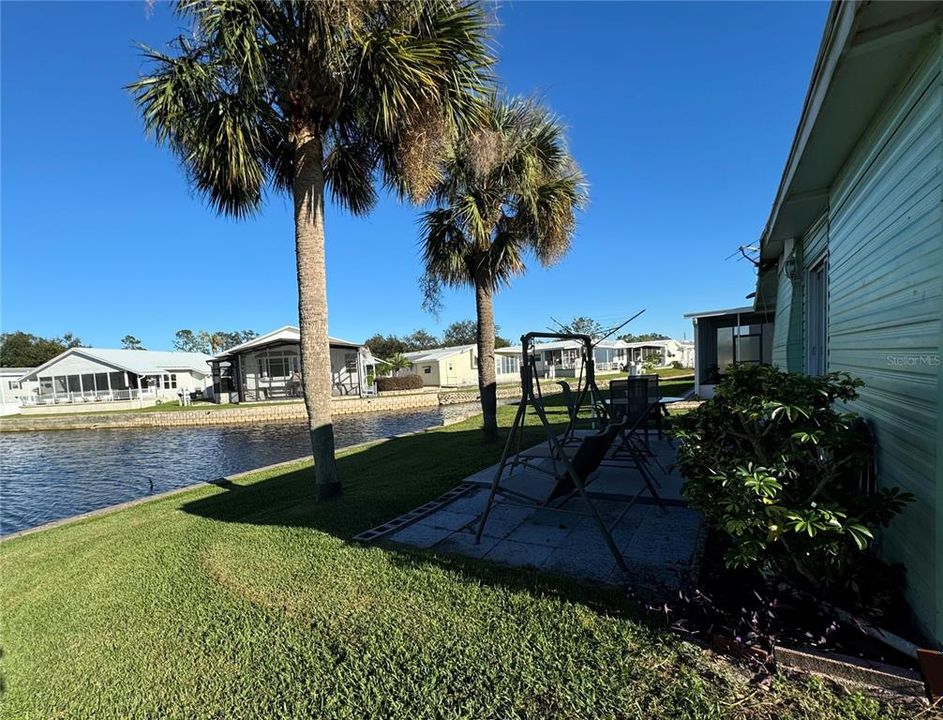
[
  {"x1": 648, "y1": 366, "x2": 694, "y2": 378},
  {"x1": 1, "y1": 404, "x2": 903, "y2": 719}
]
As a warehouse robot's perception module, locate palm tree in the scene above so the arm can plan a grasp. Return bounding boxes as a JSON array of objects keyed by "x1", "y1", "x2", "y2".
[
  {"x1": 420, "y1": 96, "x2": 586, "y2": 438},
  {"x1": 388, "y1": 353, "x2": 412, "y2": 375},
  {"x1": 130, "y1": 1, "x2": 492, "y2": 499}
]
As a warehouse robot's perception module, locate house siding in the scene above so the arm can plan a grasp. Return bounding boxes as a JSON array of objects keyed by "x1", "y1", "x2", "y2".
[
  {"x1": 822, "y1": 42, "x2": 942, "y2": 640},
  {"x1": 771, "y1": 216, "x2": 827, "y2": 374},
  {"x1": 770, "y1": 266, "x2": 792, "y2": 370}
]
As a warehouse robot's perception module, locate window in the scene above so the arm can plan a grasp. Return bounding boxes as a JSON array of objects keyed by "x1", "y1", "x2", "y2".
[
  {"x1": 257, "y1": 350, "x2": 299, "y2": 379},
  {"x1": 344, "y1": 352, "x2": 358, "y2": 373},
  {"x1": 95, "y1": 373, "x2": 109, "y2": 391},
  {"x1": 67, "y1": 375, "x2": 81, "y2": 392},
  {"x1": 715, "y1": 321, "x2": 772, "y2": 373},
  {"x1": 497, "y1": 355, "x2": 520, "y2": 375},
  {"x1": 81, "y1": 374, "x2": 95, "y2": 392},
  {"x1": 806, "y1": 256, "x2": 828, "y2": 375},
  {"x1": 162, "y1": 374, "x2": 177, "y2": 389},
  {"x1": 716, "y1": 328, "x2": 734, "y2": 372},
  {"x1": 269, "y1": 358, "x2": 290, "y2": 378},
  {"x1": 111, "y1": 372, "x2": 129, "y2": 390},
  {"x1": 423, "y1": 366, "x2": 431, "y2": 374},
  {"x1": 7, "y1": 381, "x2": 19, "y2": 390}
]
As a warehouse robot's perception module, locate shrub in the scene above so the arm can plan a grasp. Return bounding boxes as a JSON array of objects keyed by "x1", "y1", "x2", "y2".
[
  {"x1": 641, "y1": 352, "x2": 661, "y2": 372},
  {"x1": 376, "y1": 374, "x2": 424, "y2": 392},
  {"x1": 673, "y1": 364, "x2": 911, "y2": 607},
  {"x1": 670, "y1": 360, "x2": 683, "y2": 369}
]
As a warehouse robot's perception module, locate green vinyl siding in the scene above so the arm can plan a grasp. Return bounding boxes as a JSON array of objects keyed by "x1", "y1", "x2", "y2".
[
  {"x1": 800, "y1": 217, "x2": 829, "y2": 373},
  {"x1": 824, "y1": 42, "x2": 942, "y2": 641},
  {"x1": 770, "y1": 266, "x2": 793, "y2": 369},
  {"x1": 770, "y1": 251, "x2": 806, "y2": 373},
  {"x1": 771, "y1": 215, "x2": 828, "y2": 374}
]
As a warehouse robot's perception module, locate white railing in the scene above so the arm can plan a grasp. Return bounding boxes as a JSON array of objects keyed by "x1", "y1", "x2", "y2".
[
  {"x1": 24, "y1": 388, "x2": 156, "y2": 406},
  {"x1": 595, "y1": 362, "x2": 626, "y2": 372}
]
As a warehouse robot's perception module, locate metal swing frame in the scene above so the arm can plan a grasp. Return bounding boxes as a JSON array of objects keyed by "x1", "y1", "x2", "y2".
[{"x1": 473, "y1": 332, "x2": 630, "y2": 573}]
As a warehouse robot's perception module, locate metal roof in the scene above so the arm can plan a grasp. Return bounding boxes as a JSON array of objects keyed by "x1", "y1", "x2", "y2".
[
  {"x1": 683, "y1": 306, "x2": 759, "y2": 320},
  {"x1": 498, "y1": 339, "x2": 625, "y2": 355},
  {"x1": 212, "y1": 325, "x2": 363, "y2": 360},
  {"x1": 18, "y1": 348, "x2": 214, "y2": 382},
  {"x1": 402, "y1": 344, "x2": 476, "y2": 363}
]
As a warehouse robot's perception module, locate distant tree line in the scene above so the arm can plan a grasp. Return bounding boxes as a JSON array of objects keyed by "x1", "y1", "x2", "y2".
[
  {"x1": 0, "y1": 331, "x2": 83, "y2": 367},
  {"x1": 619, "y1": 332, "x2": 671, "y2": 343},
  {"x1": 364, "y1": 320, "x2": 510, "y2": 362},
  {"x1": 0, "y1": 328, "x2": 261, "y2": 367},
  {"x1": 553, "y1": 316, "x2": 672, "y2": 344},
  {"x1": 173, "y1": 329, "x2": 258, "y2": 354}
]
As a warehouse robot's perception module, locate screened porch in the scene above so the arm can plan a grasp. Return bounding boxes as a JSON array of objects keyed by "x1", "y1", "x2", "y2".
[
  {"x1": 233, "y1": 344, "x2": 366, "y2": 402},
  {"x1": 28, "y1": 371, "x2": 181, "y2": 405}
]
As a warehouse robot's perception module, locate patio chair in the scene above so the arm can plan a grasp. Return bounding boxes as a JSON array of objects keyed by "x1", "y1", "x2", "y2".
[
  {"x1": 637, "y1": 373, "x2": 665, "y2": 440},
  {"x1": 608, "y1": 378, "x2": 668, "y2": 476}
]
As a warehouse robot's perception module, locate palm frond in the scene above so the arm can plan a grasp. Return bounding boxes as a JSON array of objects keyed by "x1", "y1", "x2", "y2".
[
  {"x1": 131, "y1": 0, "x2": 494, "y2": 218},
  {"x1": 324, "y1": 131, "x2": 378, "y2": 216},
  {"x1": 360, "y1": 0, "x2": 493, "y2": 202}
]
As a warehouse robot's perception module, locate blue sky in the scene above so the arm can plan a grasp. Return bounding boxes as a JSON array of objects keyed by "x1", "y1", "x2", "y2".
[{"x1": 1, "y1": 1, "x2": 828, "y2": 350}]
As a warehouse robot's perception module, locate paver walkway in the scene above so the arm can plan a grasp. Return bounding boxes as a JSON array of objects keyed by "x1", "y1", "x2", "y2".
[{"x1": 361, "y1": 432, "x2": 705, "y2": 591}]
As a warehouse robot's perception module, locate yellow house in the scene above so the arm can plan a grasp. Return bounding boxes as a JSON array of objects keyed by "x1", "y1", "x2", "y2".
[{"x1": 403, "y1": 344, "x2": 522, "y2": 388}]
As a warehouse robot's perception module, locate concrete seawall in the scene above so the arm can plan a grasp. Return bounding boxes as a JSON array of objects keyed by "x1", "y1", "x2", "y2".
[{"x1": 0, "y1": 392, "x2": 446, "y2": 433}]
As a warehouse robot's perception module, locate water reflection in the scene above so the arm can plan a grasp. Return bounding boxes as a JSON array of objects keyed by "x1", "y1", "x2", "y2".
[{"x1": 0, "y1": 403, "x2": 481, "y2": 535}]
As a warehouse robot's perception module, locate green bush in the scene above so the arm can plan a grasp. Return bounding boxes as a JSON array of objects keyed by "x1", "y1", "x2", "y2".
[
  {"x1": 673, "y1": 365, "x2": 911, "y2": 604},
  {"x1": 641, "y1": 352, "x2": 661, "y2": 372},
  {"x1": 670, "y1": 360, "x2": 683, "y2": 369},
  {"x1": 376, "y1": 374, "x2": 424, "y2": 392}
]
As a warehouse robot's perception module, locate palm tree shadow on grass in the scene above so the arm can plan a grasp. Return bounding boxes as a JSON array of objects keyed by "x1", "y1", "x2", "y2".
[
  {"x1": 178, "y1": 413, "x2": 662, "y2": 625},
  {"x1": 181, "y1": 397, "x2": 575, "y2": 536},
  {"x1": 180, "y1": 421, "x2": 542, "y2": 537}
]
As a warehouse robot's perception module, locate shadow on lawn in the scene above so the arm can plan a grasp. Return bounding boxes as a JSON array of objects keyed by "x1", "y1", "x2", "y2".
[
  {"x1": 179, "y1": 412, "x2": 659, "y2": 624},
  {"x1": 180, "y1": 415, "x2": 558, "y2": 539}
]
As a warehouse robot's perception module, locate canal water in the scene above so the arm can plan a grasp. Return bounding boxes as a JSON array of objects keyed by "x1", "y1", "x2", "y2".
[{"x1": 0, "y1": 403, "x2": 482, "y2": 536}]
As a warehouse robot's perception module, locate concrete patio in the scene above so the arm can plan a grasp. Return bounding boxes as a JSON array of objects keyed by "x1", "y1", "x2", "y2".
[{"x1": 360, "y1": 431, "x2": 705, "y2": 591}]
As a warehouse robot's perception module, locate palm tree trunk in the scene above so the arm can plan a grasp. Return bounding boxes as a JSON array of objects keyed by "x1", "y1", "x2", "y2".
[
  {"x1": 293, "y1": 128, "x2": 341, "y2": 500},
  {"x1": 474, "y1": 276, "x2": 498, "y2": 440}
]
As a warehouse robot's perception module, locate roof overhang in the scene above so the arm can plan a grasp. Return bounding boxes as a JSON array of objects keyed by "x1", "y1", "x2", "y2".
[
  {"x1": 756, "y1": 1, "x2": 942, "y2": 305},
  {"x1": 684, "y1": 305, "x2": 758, "y2": 320},
  {"x1": 212, "y1": 325, "x2": 362, "y2": 361}
]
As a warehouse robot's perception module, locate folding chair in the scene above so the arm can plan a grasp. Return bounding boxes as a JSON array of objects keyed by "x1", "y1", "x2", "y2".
[
  {"x1": 609, "y1": 377, "x2": 669, "y2": 479},
  {"x1": 637, "y1": 373, "x2": 665, "y2": 440}
]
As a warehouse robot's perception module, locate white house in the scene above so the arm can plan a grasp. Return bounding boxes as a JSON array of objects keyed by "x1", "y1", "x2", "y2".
[
  {"x1": 16, "y1": 348, "x2": 214, "y2": 409},
  {"x1": 209, "y1": 325, "x2": 374, "y2": 402},
  {"x1": 619, "y1": 339, "x2": 695, "y2": 368},
  {"x1": 403, "y1": 344, "x2": 522, "y2": 388},
  {"x1": 495, "y1": 339, "x2": 626, "y2": 379},
  {"x1": 0, "y1": 367, "x2": 36, "y2": 415}
]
